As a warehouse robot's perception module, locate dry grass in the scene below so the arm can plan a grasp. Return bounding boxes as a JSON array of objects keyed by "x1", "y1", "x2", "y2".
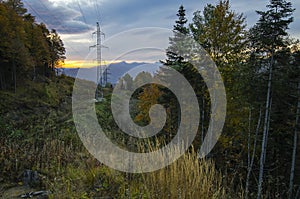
[
  {"x1": 0, "y1": 134, "x2": 238, "y2": 198},
  {"x1": 140, "y1": 149, "x2": 227, "y2": 199}
]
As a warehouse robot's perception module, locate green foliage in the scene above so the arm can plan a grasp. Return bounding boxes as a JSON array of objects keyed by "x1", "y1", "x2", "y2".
[
  {"x1": 240, "y1": 0, "x2": 298, "y2": 198},
  {"x1": 190, "y1": 0, "x2": 247, "y2": 85},
  {"x1": 0, "y1": 1, "x2": 65, "y2": 91},
  {"x1": 174, "y1": 5, "x2": 189, "y2": 34},
  {"x1": 250, "y1": 0, "x2": 294, "y2": 49},
  {"x1": 119, "y1": 73, "x2": 134, "y2": 90}
]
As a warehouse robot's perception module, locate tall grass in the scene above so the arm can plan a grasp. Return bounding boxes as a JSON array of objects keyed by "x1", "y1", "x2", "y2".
[
  {"x1": 1, "y1": 130, "x2": 239, "y2": 198},
  {"x1": 121, "y1": 141, "x2": 227, "y2": 199},
  {"x1": 141, "y1": 151, "x2": 226, "y2": 199}
]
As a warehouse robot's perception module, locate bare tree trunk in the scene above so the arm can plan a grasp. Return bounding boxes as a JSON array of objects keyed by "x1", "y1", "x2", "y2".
[
  {"x1": 264, "y1": 97, "x2": 272, "y2": 164},
  {"x1": 32, "y1": 65, "x2": 36, "y2": 81},
  {"x1": 246, "y1": 108, "x2": 252, "y2": 199},
  {"x1": 201, "y1": 97, "x2": 205, "y2": 143},
  {"x1": 246, "y1": 107, "x2": 262, "y2": 199},
  {"x1": 0, "y1": 70, "x2": 4, "y2": 90},
  {"x1": 289, "y1": 81, "x2": 300, "y2": 199},
  {"x1": 248, "y1": 108, "x2": 252, "y2": 168},
  {"x1": 295, "y1": 186, "x2": 300, "y2": 199},
  {"x1": 13, "y1": 59, "x2": 17, "y2": 93},
  {"x1": 257, "y1": 49, "x2": 274, "y2": 199}
]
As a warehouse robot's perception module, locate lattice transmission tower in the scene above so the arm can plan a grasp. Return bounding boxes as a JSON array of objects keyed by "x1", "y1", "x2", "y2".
[{"x1": 89, "y1": 22, "x2": 108, "y2": 100}]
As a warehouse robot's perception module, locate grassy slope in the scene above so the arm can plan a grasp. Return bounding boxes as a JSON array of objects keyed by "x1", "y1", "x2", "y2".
[{"x1": 0, "y1": 75, "x2": 239, "y2": 198}]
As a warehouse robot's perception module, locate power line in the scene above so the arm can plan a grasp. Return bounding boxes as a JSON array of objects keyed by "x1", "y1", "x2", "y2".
[
  {"x1": 91, "y1": 0, "x2": 101, "y2": 22},
  {"x1": 64, "y1": 44, "x2": 86, "y2": 59},
  {"x1": 86, "y1": 0, "x2": 101, "y2": 24},
  {"x1": 38, "y1": 0, "x2": 69, "y2": 33},
  {"x1": 23, "y1": 1, "x2": 47, "y2": 25},
  {"x1": 37, "y1": 1, "x2": 85, "y2": 57},
  {"x1": 95, "y1": 1, "x2": 101, "y2": 21},
  {"x1": 76, "y1": 0, "x2": 87, "y2": 24},
  {"x1": 26, "y1": 0, "x2": 86, "y2": 58}
]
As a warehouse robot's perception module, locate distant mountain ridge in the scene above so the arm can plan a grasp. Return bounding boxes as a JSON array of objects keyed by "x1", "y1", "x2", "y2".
[{"x1": 60, "y1": 61, "x2": 161, "y2": 84}]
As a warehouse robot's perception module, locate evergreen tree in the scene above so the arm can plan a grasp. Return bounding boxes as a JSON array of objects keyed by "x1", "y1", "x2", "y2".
[
  {"x1": 47, "y1": 29, "x2": 66, "y2": 73},
  {"x1": 164, "y1": 5, "x2": 189, "y2": 66},
  {"x1": 248, "y1": 0, "x2": 294, "y2": 198},
  {"x1": 159, "y1": 5, "x2": 204, "y2": 143}
]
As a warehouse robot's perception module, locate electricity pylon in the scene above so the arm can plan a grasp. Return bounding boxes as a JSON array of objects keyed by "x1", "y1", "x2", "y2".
[{"x1": 89, "y1": 22, "x2": 107, "y2": 101}]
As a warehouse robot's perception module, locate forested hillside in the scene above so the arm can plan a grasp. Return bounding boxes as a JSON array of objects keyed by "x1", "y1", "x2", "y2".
[
  {"x1": 157, "y1": 2, "x2": 300, "y2": 198},
  {"x1": 0, "y1": 0, "x2": 65, "y2": 92},
  {"x1": 0, "y1": 0, "x2": 300, "y2": 198}
]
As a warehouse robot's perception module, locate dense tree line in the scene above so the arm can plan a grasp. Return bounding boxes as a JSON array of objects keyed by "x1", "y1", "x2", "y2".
[
  {"x1": 132, "y1": 0, "x2": 300, "y2": 198},
  {"x1": 0, "y1": 0, "x2": 65, "y2": 92}
]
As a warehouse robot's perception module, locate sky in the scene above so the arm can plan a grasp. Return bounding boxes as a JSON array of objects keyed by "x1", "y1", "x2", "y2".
[{"x1": 23, "y1": 0, "x2": 300, "y2": 68}]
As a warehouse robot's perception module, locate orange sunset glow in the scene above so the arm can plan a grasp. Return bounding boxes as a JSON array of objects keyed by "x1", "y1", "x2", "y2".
[{"x1": 62, "y1": 60, "x2": 117, "y2": 68}]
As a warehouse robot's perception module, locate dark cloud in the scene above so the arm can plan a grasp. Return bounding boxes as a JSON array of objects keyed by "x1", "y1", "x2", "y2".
[
  {"x1": 23, "y1": 0, "x2": 300, "y2": 61},
  {"x1": 24, "y1": 0, "x2": 94, "y2": 34},
  {"x1": 289, "y1": 0, "x2": 300, "y2": 38}
]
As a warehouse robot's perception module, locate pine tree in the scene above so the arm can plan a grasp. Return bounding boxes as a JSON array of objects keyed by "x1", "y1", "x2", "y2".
[
  {"x1": 164, "y1": 5, "x2": 189, "y2": 66},
  {"x1": 160, "y1": 5, "x2": 205, "y2": 143},
  {"x1": 249, "y1": 1, "x2": 295, "y2": 198},
  {"x1": 47, "y1": 29, "x2": 66, "y2": 73}
]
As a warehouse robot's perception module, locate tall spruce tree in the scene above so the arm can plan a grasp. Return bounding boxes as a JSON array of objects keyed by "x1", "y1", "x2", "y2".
[
  {"x1": 160, "y1": 5, "x2": 204, "y2": 144},
  {"x1": 249, "y1": 0, "x2": 295, "y2": 198},
  {"x1": 164, "y1": 5, "x2": 189, "y2": 66}
]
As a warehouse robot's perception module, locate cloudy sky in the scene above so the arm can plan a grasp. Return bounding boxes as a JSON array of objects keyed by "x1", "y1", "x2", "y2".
[{"x1": 23, "y1": 0, "x2": 300, "y2": 67}]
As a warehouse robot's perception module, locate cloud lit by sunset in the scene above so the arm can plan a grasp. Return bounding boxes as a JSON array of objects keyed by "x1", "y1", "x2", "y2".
[{"x1": 62, "y1": 60, "x2": 125, "y2": 68}]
